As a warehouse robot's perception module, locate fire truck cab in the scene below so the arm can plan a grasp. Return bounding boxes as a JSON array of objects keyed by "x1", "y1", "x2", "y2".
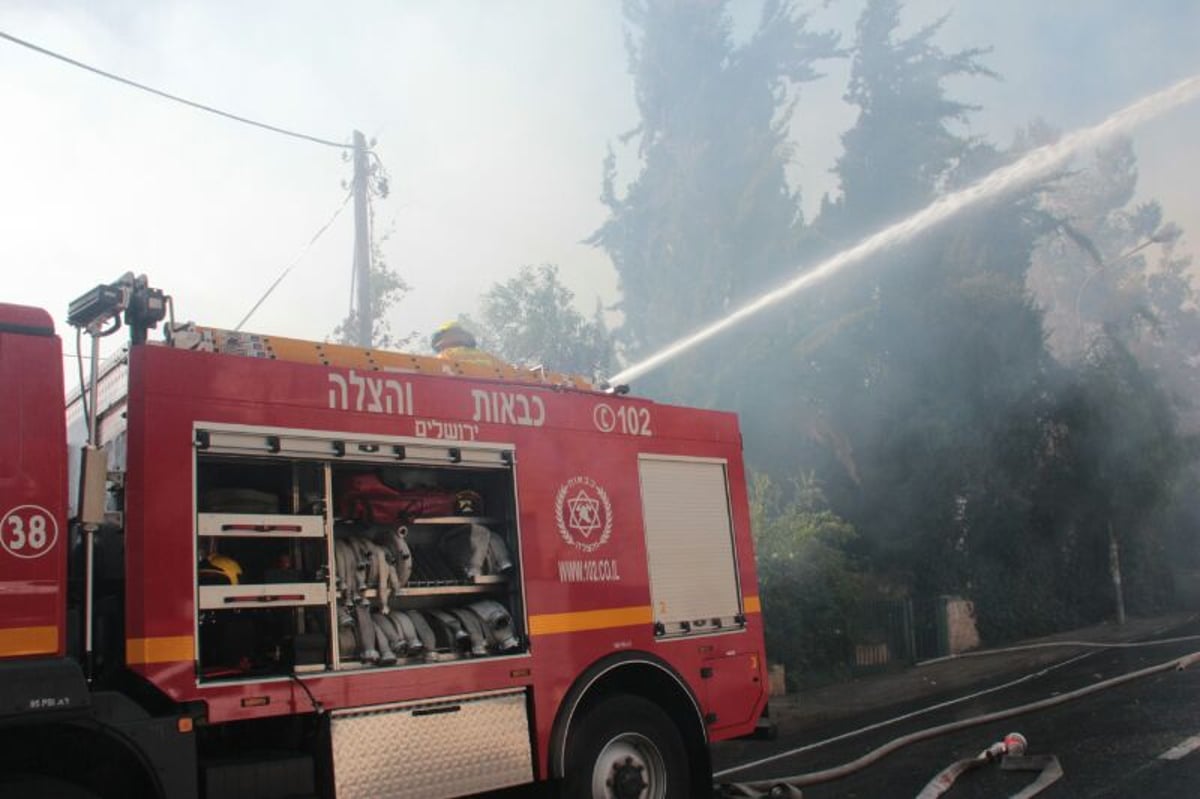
[{"x1": 0, "y1": 276, "x2": 767, "y2": 799}]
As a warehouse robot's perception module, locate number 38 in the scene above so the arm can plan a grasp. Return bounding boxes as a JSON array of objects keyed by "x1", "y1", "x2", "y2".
[{"x1": 1, "y1": 506, "x2": 59, "y2": 559}]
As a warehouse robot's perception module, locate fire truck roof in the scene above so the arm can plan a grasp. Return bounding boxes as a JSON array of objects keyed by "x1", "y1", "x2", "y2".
[{"x1": 169, "y1": 325, "x2": 599, "y2": 392}]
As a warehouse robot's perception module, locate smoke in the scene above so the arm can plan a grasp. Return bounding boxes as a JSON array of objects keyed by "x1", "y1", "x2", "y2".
[{"x1": 608, "y1": 74, "x2": 1200, "y2": 387}]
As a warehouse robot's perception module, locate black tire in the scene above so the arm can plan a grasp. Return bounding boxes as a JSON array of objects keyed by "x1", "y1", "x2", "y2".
[
  {"x1": 0, "y1": 774, "x2": 102, "y2": 799},
  {"x1": 563, "y1": 694, "x2": 690, "y2": 799}
]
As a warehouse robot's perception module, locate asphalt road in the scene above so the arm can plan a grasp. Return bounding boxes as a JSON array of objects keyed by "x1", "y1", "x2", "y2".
[{"x1": 713, "y1": 621, "x2": 1200, "y2": 798}]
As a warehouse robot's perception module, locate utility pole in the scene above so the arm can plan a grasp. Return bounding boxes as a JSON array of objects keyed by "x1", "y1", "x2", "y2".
[{"x1": 352, "y1": 130, "x2": 372, "y2": 348}]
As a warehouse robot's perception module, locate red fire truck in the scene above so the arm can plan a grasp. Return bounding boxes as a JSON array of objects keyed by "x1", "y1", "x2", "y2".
[{"x1": 0, "y1": 274, "x2": 768, "y2": 799}]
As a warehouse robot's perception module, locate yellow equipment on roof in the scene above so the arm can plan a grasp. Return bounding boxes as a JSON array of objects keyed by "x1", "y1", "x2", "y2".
[{"x1": 169, "y1": 325, "x2": 596, "y2": 390}]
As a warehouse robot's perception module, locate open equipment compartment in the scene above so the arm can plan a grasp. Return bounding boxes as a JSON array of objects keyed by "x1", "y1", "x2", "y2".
[
  {"x1": 330, "y1": 458, "x2": 524, "y2": 668},
  {"x1": 195, "y1": 455, "x2": 331, "y2": 680},
  {"x1": 192, "y1": 425, "x2": 526, "y2": 681}
]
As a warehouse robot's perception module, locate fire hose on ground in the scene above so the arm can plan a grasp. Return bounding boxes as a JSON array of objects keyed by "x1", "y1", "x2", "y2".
[
  {"x1": 912, "y1": 732, "x2": 1061, "y2": 799},
  {"x1": 716, "y1": 624, "x2": 1200, "y2": 783},
  {"x1": 715, "y1": 649, "x2": 1200, "y2": 798}
]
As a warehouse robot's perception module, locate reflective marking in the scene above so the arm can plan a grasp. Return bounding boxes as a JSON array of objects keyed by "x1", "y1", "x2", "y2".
[
  {"x1": 1159, "y1": 734, "x2": 1200, "y2": 761},
  {"x1": 0, "y1": 625, "x2": 58, "y2": 656},
  {"x1": 744, "y1": 595, "x2": 761, "y2": 613},
  {"x1": 126, "y1": 635, "x2": 194, "y2": 664},
  {"x1": 528, "y1": 605, "x2": 652, "y2": 636}
]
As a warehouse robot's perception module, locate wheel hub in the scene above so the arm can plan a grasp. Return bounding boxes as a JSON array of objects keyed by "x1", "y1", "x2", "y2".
[
  {"x1": 608, "y1": 755, "x2": 648, "y2": 798},
  {"x1": 592, "y1": 732, "x2": 665, "y2": 799}
]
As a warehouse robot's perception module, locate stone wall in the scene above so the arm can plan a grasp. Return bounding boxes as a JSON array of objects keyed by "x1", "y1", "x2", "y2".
[
  {"x1": 945, "y1": 596, "x2": 980, "y2": 654},
  {"x1": 768, "y1": 663, "x2": 787, "y2": 696}
]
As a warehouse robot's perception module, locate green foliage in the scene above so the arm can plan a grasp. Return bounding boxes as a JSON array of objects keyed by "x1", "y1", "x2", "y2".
[
  {"x1": 829, "y1": 0, "x2": 995, "y2": 234},
  {"x1": 973, "y1": 335, "x2": 1187, "y2": 640},
  {"x1": 330, "y1": 255, "x2": 413, "y2": 350},
  {"x1": 1029, "y1": 137, "x2": 1188, "y2": 365},
  {"x1": 775, "y1": 1, "x2": 1057, "y2": 609},
  {"x1": 751, "y1": 473, "x2": 863, "y2": 686},
  {"x1": 473, "y1": 264, "x2": 615, "y2": 378},
  {"x1": 596, "y1": 0, "x2": 1200, "y2": 656},
  {"x1": 590, "y1": 0, "x2": 838, "y2": 401}
]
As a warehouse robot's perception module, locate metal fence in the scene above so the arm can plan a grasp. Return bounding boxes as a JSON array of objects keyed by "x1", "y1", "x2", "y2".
[
  {"x1": 911, "y1": 596, "x2": 950, "y2": 662},
  {"x1": 846, "y1": 596, "x2": 949, "y2": 673}
]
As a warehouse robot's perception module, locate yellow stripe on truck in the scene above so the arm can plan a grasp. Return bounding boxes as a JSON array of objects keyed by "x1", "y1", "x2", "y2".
[
  {"x1": 0, "y1": 625, "x2": 58, "y2": 657},
  {"x1": 126, "y1": 635, "x2": 194, "y2": 665},
  {"x1": 528, "y1": 605, "x2": 653, "y2": 636}
]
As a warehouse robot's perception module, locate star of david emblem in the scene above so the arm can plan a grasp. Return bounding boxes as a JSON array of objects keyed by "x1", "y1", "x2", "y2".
[
  {"x1": 566, "y1": 489, "x2": 603, "y2": 538},
  {"x1": 555, "y1": 476, "x2": 614, "y2": 553}
]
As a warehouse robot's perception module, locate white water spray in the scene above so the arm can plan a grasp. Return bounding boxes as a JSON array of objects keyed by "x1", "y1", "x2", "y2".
[{"x1": 608, "y1": 75, "x2": 1200, "y2": 387}]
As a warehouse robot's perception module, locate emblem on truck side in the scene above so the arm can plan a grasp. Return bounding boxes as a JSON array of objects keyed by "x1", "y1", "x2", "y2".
[{"x1": 554, "y1": 477, "x2": 613, "y2": 553}]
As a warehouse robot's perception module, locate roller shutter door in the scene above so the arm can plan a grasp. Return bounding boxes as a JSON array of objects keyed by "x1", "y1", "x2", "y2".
[{"x1": 638, "y1": 457, "x2": 742, "y2": 636}]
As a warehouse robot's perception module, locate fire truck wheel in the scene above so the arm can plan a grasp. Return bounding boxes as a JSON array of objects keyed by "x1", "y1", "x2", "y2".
[
  {"x1": 0, "y1": 774, "x2": 101, "y2": 799},
  {"x1": 563, "y1": 694, "x2": 690, "y2": 799}
]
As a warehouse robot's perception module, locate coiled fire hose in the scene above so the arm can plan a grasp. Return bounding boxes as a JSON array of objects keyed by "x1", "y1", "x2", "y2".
[
  {"x1": 715, "y1": 649, "x2": 1200, "y2": 798},
  {"x1": 914, "y1": 732, "x2": 1063, "y2": 799}
]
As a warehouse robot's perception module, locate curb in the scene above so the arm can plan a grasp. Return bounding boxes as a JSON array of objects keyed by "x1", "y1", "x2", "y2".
[{"x1": 767, "y1": 612, "x2": 1198, "y2": 733}]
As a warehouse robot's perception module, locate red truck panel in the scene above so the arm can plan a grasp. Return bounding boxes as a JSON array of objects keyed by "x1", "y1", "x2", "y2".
[
  {"x1": 122, "y1": 343, "x2": 766, "y2": 776},
  {"x1": 0, "y1": 304, "x2": 68, "y2": 659}
]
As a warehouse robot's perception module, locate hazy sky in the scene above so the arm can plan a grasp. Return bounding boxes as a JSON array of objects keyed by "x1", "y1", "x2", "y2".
[{"x1": 3, "y1": 1, "x2": 1198, "y2": 370}]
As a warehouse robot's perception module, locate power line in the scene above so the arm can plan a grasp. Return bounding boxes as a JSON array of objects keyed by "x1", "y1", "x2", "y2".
[
  {"x1": 235, "y1": 191, "x2": 354, "y2": 331},
  {"x1": 0, "y1": 29, "x2": 350, "y2": 149}
]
